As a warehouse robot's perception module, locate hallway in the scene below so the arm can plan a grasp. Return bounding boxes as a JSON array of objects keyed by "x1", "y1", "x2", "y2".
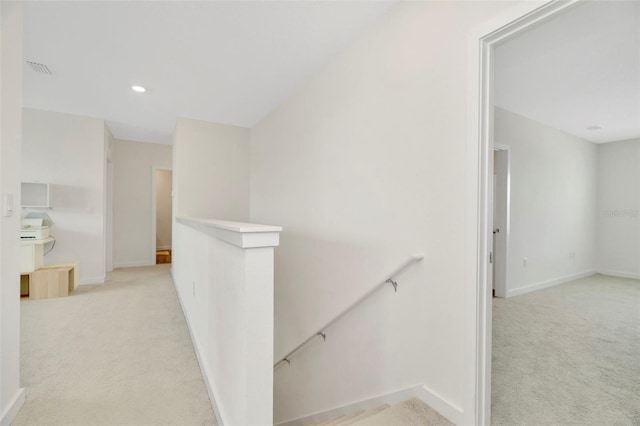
[{"x1": 15, "y1": 265, "x2": 216, "y2": 425}]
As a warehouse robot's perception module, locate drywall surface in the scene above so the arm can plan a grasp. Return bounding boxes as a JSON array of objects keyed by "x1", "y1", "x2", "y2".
[
  {"x1": 597, "y1": 138, "x2": 640, "y2": 278},
  {"x1": 104, "y1": 125, "x2": 114, "y2": 272},
  {"x1": 1, "y1": 2, "x2": 25, "y2": 422},
  {"x1": 494, "y1": 107, "x2": 598, "y2": 296},
  {"x1": 22, "y1": 108, "x2": 107, "y2": 284},
  {"x1": 112, "y1": 139, "x2": 171, "y2": 267},
  {"x1": 173, "y1": 117, "x2": 250, "y2": 221},
  {"x1": 250, "y1": 1, "x2": 514, "y2": 423},
  {"x1": 172, "y1": 220, "x2": 278, "y2": 425},
  {"x1": 156, "y1": 170, "x2": 172, "y2": 250},
  {"x1": 170, "y1": 117, "x2": 255, "y2": 422}
]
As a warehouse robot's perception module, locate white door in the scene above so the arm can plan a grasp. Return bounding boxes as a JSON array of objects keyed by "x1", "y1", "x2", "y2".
[{"x1": 493, "y1": 149, "x2": 509, "y2": 298}]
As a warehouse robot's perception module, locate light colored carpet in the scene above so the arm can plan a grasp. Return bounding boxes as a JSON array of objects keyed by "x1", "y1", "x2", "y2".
[
  {"x1": 492, "y1": 273, "x2": 640, "y2": 425},
  {"x1": 14, "y1": 264, "x2": 216, "y2": 426}
]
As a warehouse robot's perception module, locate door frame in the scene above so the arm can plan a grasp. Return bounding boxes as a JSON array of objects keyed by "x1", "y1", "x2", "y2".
[
  {"x1": 106, "y1": 160, "x2": 114, "y2": 272},
  {"x1": 465, "y1": 1, "x2": 582, "y2": 424},
  {"x1": 151, "y1": 166, "x2": 172, "y2": 265},
  {"x1": 493, "y1": 146, "x2": 510, "y2": 298}
]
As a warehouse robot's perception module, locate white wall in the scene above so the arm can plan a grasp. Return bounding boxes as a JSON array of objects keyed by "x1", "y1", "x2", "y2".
[
  {"x1": 597, "y1": 138, "x2": 640, "y2": 278},
  {"x1": 155, "y1": 170, "x2": 172, "y2": 250},
  {"x1": 494, "y1": 107, "x2": 598, "y2": 296},
  {"x1": 172, "y1": 118, "x2": 264, "y2": 425},
  {"x1": 172, "y1": 218, "x2": 280, "y2": 426},
  {"x1": 173, "y1": 117, "x2": 250, "y2": 221},
  {"x1": 112, "y1": 139, "x2": 171, "y2": 267},
  {"x1": 0, "y1": 2, "x2": 25, "y2": 423},
  {"x1": 22, "y1": 108, "x2": 107, "y2": 284},
  {"x1": 250, "y1": 2, "x2": 514, "y2": 423}
]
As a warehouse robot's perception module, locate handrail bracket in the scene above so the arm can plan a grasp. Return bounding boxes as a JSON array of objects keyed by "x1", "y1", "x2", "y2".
[
  {"x1": 274, "y1": 254, "x2": 424, "y2": 369},
  {"x1": 386, "y1": 278, "x2": 398, "y2": 292}
]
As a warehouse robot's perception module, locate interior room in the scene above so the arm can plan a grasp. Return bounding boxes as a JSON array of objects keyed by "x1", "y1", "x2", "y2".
[{"x1": 491, "y1": 2, "x2": 640, "y2": 424}]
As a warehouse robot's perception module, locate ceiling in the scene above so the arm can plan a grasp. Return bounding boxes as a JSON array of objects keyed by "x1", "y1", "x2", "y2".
[
  {"x1": 495, "y1": 1, "x2": 640, "y2": 144},
  {"x1": 23, "y1": 2, "x2": 640, "y2": 146},
  {"x1": 22, "y1": 1, "x2": 397, "y2": 144}
]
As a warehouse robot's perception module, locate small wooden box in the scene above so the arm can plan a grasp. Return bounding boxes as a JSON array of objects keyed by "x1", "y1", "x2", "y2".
[
  {"x1": 30, "y1": 266, "x2": 74, "y2": 300},
  {"x1": 156, "y1": 250, "x2": 171, "y2": 264},
  {"x1": 20, "y1": 274, "x2": 31, "y2": 297}
]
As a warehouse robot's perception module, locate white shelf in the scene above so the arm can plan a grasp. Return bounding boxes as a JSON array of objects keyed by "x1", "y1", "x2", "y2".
[{"x1": 21, "y1": 182, "x2": 52, "y2": 208}]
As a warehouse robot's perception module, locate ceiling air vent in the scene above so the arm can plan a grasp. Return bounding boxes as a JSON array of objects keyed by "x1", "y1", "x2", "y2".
[{"x1": 26, "y1": 61, "x2": 53, "y2": 75}]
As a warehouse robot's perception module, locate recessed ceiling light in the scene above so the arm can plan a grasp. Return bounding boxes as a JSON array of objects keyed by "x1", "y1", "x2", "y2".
[
  {"x1": 131, "y1": 85, "x2": 146, "y2": 93},
  {"x1": 586, "y1": 125, "x2": 602, "y2": 131}
]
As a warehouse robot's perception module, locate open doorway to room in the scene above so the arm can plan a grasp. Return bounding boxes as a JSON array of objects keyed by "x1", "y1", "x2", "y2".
[
  {"x1": 486, "y1": 2, "x2": 640, "y2": 425},
  {"x1": 153, "y1": 169, "x2": 172, "y2": 264}
]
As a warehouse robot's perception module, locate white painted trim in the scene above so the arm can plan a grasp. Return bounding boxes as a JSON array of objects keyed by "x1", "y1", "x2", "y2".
[
  {"x1": 275, "y1": 383, "x2": 463, "y2": 426},
  {"x1": 417, "y1": 384, "x2": 464, "y2": 426},
  {"x1": 151, "y1": 166, "x2": 172, "y2": 266},
  {"x1": 176, "y1": 217, "x2": 281, "y2": 249},
  {"x1": 105, "y1": 160, "x2": 114, "y2": 273},
  {"x1": 171, "y1": 268, "x2": 225, "y2": 426},
  {"x1": 156, "y1": 245, "x2": 172, "y2": 251},
  {"x1": 466, "y1": 1, "x2": 583, "y2": 424},
  {"x1": 596, "y1": 270, "x2": 640, "y2": 280},
  {"x1": 0, "y1": 387, "x2": 25, "y2": 426},
  {"x1": 506, "y1": 270, "x2": 596, "y2": 298},
  {"x1": 79, "y1": 276, "x2": 106, "y2": 285},
  {"x1": 113, "y1": 261, "x2": 155, "y2": 269},
  {"x1": 177, "y1": 217, "x2": 283, "y2": 233}
]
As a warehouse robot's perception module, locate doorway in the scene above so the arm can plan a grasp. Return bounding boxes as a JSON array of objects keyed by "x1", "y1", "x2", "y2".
[
  {"x1": 468, "y1": 1, "x2": 583, "y2": 424},
  {"x1": 153, "y1": 169, "x2": 172, "y2": 264}
]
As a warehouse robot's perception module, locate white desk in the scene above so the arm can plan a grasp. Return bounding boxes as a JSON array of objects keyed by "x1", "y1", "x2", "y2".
[{"x1": 20, "y1": 237, "x2": 54, "y2": 274}]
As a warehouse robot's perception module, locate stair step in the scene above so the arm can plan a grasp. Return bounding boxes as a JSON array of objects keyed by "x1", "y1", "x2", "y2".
[
  {"x1": 354, "y1": 398, "x2": 452, "y2": 426},
  {"x1": 307, "y1": 414, "x2": 345, "y2": 426},
  {"x1": 340, "y1": 404, "x2": 390, "y2": 426},
  {"x1": 321, "y1": 415, "x2": 346, "y2": 425},
  {"x1": 327, "y1": 410, "x2": 365, "y2": 425}
]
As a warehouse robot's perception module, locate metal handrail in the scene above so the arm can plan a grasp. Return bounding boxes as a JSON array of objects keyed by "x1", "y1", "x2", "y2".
[{"x1": 274, "y1": 253, "x2": 425, "y2": 370}]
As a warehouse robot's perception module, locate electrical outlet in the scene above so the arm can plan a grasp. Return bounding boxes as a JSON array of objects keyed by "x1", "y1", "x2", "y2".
[
  {"x1": 523, "y1": 257, "x2": 528, "y2": 267},
  {"x1": 192, "y1": 281, "x2": 196, "y2": 296}
]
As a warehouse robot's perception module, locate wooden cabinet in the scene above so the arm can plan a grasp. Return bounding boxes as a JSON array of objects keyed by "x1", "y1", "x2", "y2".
[
  {"x1": 29, "y1": 266, "x2": 74, "y2": 299},
  {"x1": 21, "y1": 263, "x2": 77, "y2": 300}
]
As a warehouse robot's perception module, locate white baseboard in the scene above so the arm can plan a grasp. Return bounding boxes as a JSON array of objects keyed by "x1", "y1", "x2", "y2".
[
  {"x1": 172, "y1": 272, "x2": 226, "y2": 426},
  {"x1": 415, "y1": 384, "x2": 464, "y2": 425},
  {"x1": 79, "y1": 276, "x2": 105, "y2": 285},
  {"x1": 276, "y1": 383, "x2": 463, "y2": 426},
  {"x1": 506, "y1": 270, "x2": 596, "y2": 298},
  {"x1": 1, "y1": 388, "x2": 25, "y2": 426},
  {"x1": 113, "y1": 260, "x2": 155, "y2": 269},
  {"x1": 597, "y1": 269, "x2": 640, "y2": 280}
]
